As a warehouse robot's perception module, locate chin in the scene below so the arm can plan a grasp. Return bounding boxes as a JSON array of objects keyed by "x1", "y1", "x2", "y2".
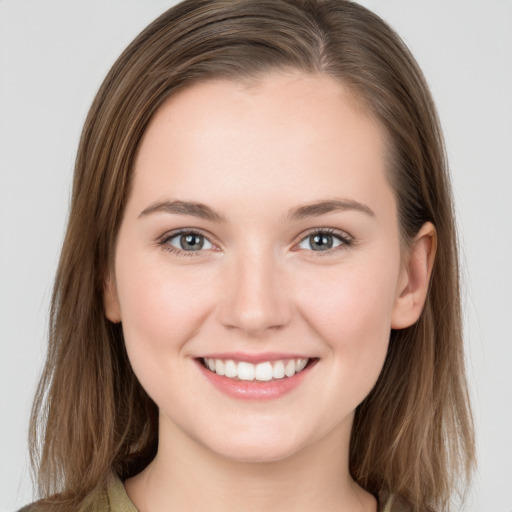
[
  {"x1": 211, "y1": 440, "x2": 303, "y2": 464},
  {"x1": 196, "y1": 422, "x2": 315, "y2": 464}
]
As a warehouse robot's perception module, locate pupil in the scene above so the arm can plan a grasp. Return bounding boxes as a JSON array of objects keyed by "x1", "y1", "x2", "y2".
[
  {"x1": 181, "y1": 234, "x2": 203, "y2": 251},
  {"x1": 311, "y1": 234, "x2": 332, "y2": 250}
]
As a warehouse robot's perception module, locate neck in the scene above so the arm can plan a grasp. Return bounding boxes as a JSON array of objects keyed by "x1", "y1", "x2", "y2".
[{"x1": 125, "y1": 415, "x2": 376, "y2": 512}]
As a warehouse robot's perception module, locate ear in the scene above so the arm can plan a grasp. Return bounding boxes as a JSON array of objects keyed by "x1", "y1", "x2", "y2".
[
  {"x1": 391, "y1": 222, "x2": 437, "y2": 329},
  {"x1": 103, "y1": 270, "x2": 121, "y2": 323}
]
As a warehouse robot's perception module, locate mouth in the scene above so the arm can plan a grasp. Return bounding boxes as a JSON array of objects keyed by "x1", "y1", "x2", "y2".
[
  {"x1": 196, "y1": 353, "x2": 318, "y2": 400},
  {"x1": 201, "y1": 357, "x2": 312, "y2": 382}
]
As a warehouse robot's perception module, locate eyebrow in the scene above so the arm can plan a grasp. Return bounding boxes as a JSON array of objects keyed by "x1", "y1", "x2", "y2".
[
  {"x1": 139, "y1": 198, "x2": 375, "y2": 222},
  {"x1": 285, "y1": 199, "x2": 375, "y2": 221},
  {"x1": 139, "y1": 200, "x2": 226, "y2": 222}
]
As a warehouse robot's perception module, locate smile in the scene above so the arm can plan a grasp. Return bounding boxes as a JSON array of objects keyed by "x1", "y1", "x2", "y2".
[
  {"x1": 197, "y1": 354, "x2": 318, "y2": 400},
  {"x1": 202, "y1": 358, "x2": 309, "y2": 381}
]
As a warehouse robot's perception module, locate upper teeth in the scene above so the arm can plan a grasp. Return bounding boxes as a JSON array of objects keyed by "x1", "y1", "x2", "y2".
[{"x1": 203, "y1": 358, "x2": 309, "y2": 381}]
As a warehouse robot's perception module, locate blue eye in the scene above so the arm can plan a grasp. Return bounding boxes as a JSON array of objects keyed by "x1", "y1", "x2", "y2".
[
  {"x1": 165, "y1": 231, "x2": 213, "y2": 252},
  {"x1": 297, "y1": 230, "x2": 349, "y2": 252}
]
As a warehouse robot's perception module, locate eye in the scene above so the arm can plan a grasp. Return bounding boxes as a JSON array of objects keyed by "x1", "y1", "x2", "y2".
[
  {"x1": 162, "y1": 231, "x2": 214, "y2": 253},
  {"x1": 297, "y1": 229, "x2": 351, "y2": 252}
]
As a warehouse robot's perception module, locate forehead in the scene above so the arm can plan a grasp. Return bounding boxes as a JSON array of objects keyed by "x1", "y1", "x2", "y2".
[
  {"x1": 142, "y1": 72, "x2": 374, "y2": 147},
  {"x1": 131, "y1": 72, "x2": 393, "y2": 219}
]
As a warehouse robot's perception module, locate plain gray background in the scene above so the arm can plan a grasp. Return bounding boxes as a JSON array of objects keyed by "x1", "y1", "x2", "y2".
[{"x1": 1, "y1": 1, "x2": 511, "y2": 510}]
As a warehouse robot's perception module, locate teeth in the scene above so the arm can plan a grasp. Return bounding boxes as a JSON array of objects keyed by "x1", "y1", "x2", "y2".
[
  {"x1": 285, "y1": 360, "x2": 295, "y2": 377},
  {"x1": 224, "y1": 360, "x2": 237, "y2": 378},
  {"x1": 237, "y1": 361, "x2": 255, "y2": 381},
  {"x1": 203, "y1": 357, "x2": 310, "y2": 381},
  {"x1": 296, "y1": 358, "x2": 307, "y2": 372},
  {"x1": 216, "y1": 359, "x2": 225, "y2": 376},
  {"x1": 254, "y1": 362, "x2": 273, "y2": 381},
  {"x1": 273, "y1": 360, "x2": 285, "y2": 379}
]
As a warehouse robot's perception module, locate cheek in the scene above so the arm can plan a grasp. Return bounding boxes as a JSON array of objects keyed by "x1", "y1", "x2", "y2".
[
  {"x1": 300, "y1": 262, "x2": 397, "y2": 337},
  {"x1": 113, "y1": 252, "x2": 220, "y2": 409},
  {"x1": 114, "y1": 250, "x2": 216, "y2": 359},
  {"x1": 297, "y1": 257, "x2": 399, "y2": 384}
]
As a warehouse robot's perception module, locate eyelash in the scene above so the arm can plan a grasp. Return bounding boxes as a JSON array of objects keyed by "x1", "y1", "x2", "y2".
[
  {"x1": 158, "y1": 228, "x2": 353, "y2": 257},
  {"x1": 158, "y1": 229, "x2": 214, "y2": 257},
  {"x1": 295, "y1": 228, "x2": 353, "y2": 256}
]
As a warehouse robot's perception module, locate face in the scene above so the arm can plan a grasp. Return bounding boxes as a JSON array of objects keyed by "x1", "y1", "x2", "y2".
[{"x1": 106, "y1": 73, "x2": 414, "y2": 463}]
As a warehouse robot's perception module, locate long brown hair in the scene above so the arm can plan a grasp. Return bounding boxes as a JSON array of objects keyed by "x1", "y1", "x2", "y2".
[{"x1": 29, "y1": 1, "x2": 475, "y2": 510}]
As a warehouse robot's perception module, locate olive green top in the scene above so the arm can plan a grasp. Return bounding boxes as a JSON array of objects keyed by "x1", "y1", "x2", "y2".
[
  {"x1": 20, "y1": 475, "x2": 410, "y2": 512},
  {"x1": 82, "y1": 477, "x2": 401, "y2": 511},
  {"x1": 77, "y1": 477, "x2": 137, "y2": 512},
  {"x1": 17, "y1": 478, "x2": 136, "y2": 512}
]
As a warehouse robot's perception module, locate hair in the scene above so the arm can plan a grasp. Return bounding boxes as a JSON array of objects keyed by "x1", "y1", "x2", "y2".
[{"x1": 29, "y1": 1, "x2": 475, "y2": 511}]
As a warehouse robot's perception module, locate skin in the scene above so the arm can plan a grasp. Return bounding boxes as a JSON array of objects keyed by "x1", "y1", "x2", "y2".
[{"x1": 105, "y1": 72, "x2": 436, "y2": 512}]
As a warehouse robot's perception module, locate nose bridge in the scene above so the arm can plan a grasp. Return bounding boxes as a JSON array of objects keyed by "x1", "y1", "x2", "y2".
[{"x1": 219, "y1": 242, "x2": 291, "y2": 336}]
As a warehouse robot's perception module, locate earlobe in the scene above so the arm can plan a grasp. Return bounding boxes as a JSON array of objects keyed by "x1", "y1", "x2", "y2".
[
  {"x1": 104, "y1": 271, "x2": 121, "y2": 323},
  {"x1": 391, "y1": 222, "x2": 437, "y2": 329}
]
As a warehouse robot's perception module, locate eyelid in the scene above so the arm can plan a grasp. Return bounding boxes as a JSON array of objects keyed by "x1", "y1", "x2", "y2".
[
  {"x1": 292, "y1": 227, "x2": 354, "y2": 253},
  {"x1": 158, "y1": 228, "x2": 220, "y2": 256},
  {"x1": 157, "y1": 226, "x2": 354, "y2": 257}
]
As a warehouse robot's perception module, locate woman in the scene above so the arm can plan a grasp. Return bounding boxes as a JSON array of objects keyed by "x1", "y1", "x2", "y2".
[{"x1": 23, "y1": 1, "x2": 475, "y2": 511}]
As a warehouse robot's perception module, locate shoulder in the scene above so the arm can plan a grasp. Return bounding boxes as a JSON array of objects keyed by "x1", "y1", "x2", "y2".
[
  {"x1": 16, "y1": 486, "x2": 111, "y2": 512},
  {"x1": 20, "y1": 476, "x2": 136, "y2": 512}
]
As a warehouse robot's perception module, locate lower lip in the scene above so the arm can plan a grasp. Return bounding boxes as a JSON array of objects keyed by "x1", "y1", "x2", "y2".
[{"x1": 197, "y1": 360, "x2": 315, "y2": 400}]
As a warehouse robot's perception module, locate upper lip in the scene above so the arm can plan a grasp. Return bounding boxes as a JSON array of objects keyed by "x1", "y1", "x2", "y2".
[{"x1": 197, "y1": 352, "x2": 314, "y2": 364}]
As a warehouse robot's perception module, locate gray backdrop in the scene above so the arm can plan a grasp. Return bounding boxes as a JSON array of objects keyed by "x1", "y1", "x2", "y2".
[{"x1": 1, "y1": 1, "x2": 511, "y2": 510}]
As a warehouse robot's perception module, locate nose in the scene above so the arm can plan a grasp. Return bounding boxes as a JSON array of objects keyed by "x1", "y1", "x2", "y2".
[{"x1": 218, "y1": 248, "x2": 292, "y2": 337}]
